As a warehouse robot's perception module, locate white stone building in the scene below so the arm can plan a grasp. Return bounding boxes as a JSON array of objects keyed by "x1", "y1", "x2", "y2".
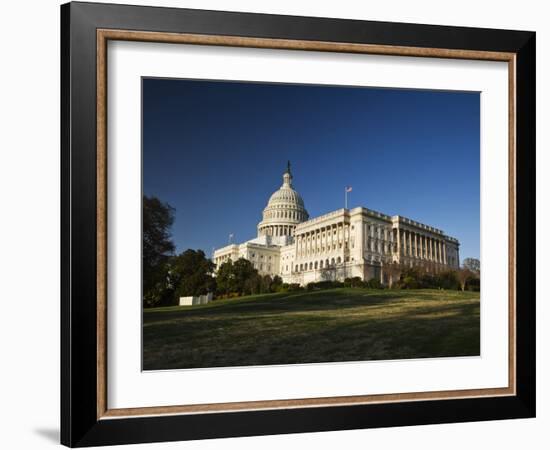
[{"x1": 213, "y1": 164, "x2": 460, "y2": 285}]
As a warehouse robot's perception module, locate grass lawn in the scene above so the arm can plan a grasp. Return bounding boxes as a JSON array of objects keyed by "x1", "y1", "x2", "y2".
[{"x1": 143, "y1": 288, "x2": 480, "y2": 370}]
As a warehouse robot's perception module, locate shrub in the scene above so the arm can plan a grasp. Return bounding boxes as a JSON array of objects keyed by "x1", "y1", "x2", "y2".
[
  {"x1": 366, "y1": 278, "x2": 383, "y2": 289},
  {"x1": 401, "y1": 276, "x2": 419, "y2": 289},
  {"x1": 305, "y1": 280, "x2": 344, "y2": 291},
  {"x1": 344, "y1": 277, "x2": 364, "y2": 288},
  {"x1": 435, "y1": 270, "x2": 460, "y2": 290},
  {"x1": 276, "y1": 283, "x2": 290, "y2": 293},
  {"x1": 287, "y1": 283, "x2": 303, "y2": 292},
  {"x1": 466, "y1": 277, "x2": 480, "y2": 292}
]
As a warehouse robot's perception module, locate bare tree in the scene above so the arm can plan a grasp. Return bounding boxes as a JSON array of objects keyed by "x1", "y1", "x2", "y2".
[
  {"x1": 383, "y1": 261, "x2": 402, "y2": 289},
  {"x1": 463, "y1": 257, "x2": 480, "y2": 275},
  {"x1": 320, "y1": 267, "x2": 336, "y2": 282},
  {"x1": 456, "y1": 268, "x2": 473, "y2": 292}
]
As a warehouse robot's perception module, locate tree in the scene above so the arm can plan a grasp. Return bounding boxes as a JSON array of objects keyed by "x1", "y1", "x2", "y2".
[
  {"x1": 463, "y1": 258, "x2": 480, "y2": 274},
  {"x1": 232, "y1": 258, "x2": 258, "y2": 294},
  {"x1": 456, "y1": 268, "x2": 473, "y2": 292},
  {"x1": 143, "y1": 196, "x2": 175, "y2": 307},
  {"x1": 435, "y1": 270, "x2": 460, "y2": 290},
  {"x1": 270, "y1": 275, "x2": 283, "y2": 292},
  {"x1": 216, "y1": 258, "x2": 258, "y2": 296},
  {"x1": 320, "y1": 266, "x2": 336, "y2": 282},
  {"x1": 216, "y1": 260, "x2": 236, "y2": 295},
  {"x1": 383, "y1": 261, "x2": 402, "y2": 288},
  {"x1": 259, "y1": 274, "x2": 273, "y2": 294},
  {"x1": 170, "y1": 249, "x2": 216, "y2": 298}
]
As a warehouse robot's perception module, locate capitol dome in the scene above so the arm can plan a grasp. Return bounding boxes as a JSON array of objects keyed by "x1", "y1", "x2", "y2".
[{"x1": 257, "y1": 162, "x2": 308, "y2": 238}]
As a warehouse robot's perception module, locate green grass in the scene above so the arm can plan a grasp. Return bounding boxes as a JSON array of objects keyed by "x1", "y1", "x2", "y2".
[{"x1": 143, "y1": 288, "x2": 480, "y2": 370}]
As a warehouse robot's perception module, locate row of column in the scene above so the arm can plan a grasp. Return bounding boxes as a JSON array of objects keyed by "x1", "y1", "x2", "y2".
[
  {"x1": 261, "y1": 225, "x2": 295, "y2": 237},
  {"x1": 296, "y1": 222, "x2": 349, "y2": 258},
  {"x1": 396, "y1": 228, "x2": 447, "y2": 264}
]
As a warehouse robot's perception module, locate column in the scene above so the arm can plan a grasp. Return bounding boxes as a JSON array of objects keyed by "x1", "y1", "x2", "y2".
[
  {"x1": 408, "y1": 231, "x2": 413, "y2": 257},
  {"x1": 316, "y1": 229, "x2": 320, "y2": 253},
  {"x1": 443, "y1": 242, "x2": 447, "y2": 265},
  {"x1": 397, "y1": 228, "x2": 401, "y2": 256},
  {"x1": 414, "y1": 233, "x2": 418, "y2": 259},
  {"x1": 424, "y1": 237, "x2": 428, "y2": 260}
]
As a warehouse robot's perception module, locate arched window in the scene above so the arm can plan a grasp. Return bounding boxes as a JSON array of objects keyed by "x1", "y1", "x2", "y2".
[
  {"x1": 320, "y1": 260, "x2": 324, "y2": 269},
  {"x1": 337, "y1": 257, "x2": 341, "y2": 264},
  {"x1": 314, "y1": 261, "x2": 318, "y2": 269},
  {"x1": 325, "y1": 259, "x2": 329, "y2": 267},
  {"x1": 300, "y1": 264, "x2": 303, "y2": 271},
  {"x1": 295, "y1": 265, "x2": 299, "y2": 272},
  {"x1": 309, "y1": 262, "x2": 313, "y2": 270},
  {"x1": 331, "y1": 258, "x2": 335, "y2": 266}
]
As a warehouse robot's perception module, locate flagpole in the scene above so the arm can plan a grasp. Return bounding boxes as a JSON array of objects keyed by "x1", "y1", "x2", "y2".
[
  {"x1": 344, "y1": 186, "x2": 352, "y2": 210},
  {"x1": 345, "y1": 187, "x2": 347, "y2": 210}
]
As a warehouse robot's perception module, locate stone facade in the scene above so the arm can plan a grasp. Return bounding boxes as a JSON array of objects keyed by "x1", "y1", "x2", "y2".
[{"x1": 213, "y1": 164, "x2": 459, "y2": 285}]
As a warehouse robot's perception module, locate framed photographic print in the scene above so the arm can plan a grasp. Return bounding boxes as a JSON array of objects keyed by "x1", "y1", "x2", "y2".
[{"x1": 61, "y1": 1, "x2": 536, "y2": 447}]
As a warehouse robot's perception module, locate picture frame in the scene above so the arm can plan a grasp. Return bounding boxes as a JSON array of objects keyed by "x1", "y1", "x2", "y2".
[{"x1": 61, "y1": 1, "x2": 536, "y2": 447}]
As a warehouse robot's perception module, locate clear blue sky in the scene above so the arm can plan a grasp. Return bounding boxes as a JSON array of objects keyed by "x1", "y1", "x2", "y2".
[{"x1": 143, "y1": 78, "x2": 480, "y2": 262}]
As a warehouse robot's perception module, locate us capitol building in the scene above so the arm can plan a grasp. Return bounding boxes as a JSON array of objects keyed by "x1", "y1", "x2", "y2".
[{"x1": 213, "y1": 163, "x2": 460, "y2": 285}]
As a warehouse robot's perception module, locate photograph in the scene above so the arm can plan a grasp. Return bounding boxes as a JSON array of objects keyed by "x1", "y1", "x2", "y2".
[{"x1": 141, "y1": 78, "x2": 481, "y2": 371}]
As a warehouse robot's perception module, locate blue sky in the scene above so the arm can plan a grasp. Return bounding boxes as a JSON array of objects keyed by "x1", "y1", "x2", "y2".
[{"x1": 143, "y1": 78, "x2": 480, "y2": 262}]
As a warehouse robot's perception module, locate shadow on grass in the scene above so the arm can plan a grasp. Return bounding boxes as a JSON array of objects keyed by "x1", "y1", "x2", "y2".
[
  {"x1": 143, "y1": 289, "x2": 463, "y2": 322},
  {"x1": 143, "y1": 289, "x2": 480, "y2": 370}
]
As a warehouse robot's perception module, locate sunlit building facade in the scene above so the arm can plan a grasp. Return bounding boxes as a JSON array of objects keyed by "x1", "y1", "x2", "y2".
[{"x1": 213, "y1": 164, "x2": 459, "y2": 285}]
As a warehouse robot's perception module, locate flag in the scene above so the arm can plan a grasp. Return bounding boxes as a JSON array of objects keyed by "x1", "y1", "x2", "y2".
[{"x1": 345, "y1": 186, "x2": 353, "y2": 192}]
